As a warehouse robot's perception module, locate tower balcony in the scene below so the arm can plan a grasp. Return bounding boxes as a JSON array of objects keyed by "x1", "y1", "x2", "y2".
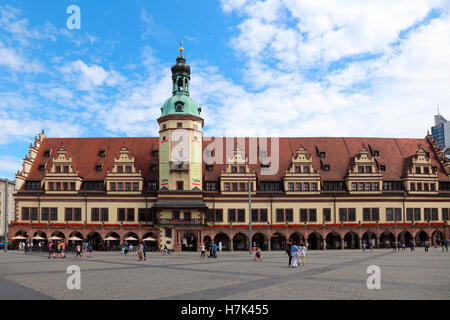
[{"x1": 169, "y1": 161, "x2": 190, "y2": 171}]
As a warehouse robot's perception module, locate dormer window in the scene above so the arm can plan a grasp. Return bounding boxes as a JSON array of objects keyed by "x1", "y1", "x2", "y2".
[
  {"x1": 424, "y1": 167, "x2": 429, "y2": 174},
  {"x1": 320, "y1": 152, "x2": 326, "y2": 158},
  {"x1": 358, "y1": 166, "x2": 364, "y2": 173},
  {"x1": 162, "y1": 124, "x2": 167, "y2": 130},
  {"x1": 304, "y1": 166, "x2": 310, "y2": 173},
  {"x1": 126, "y1": 166, "x2": 132, "y2": 173},
  {"x1": 324, "y1": 165, "x2": 330, "y2": 171},
  {"x1": 44, "y1": 151, "x2": 50, "y2": 157},
  {"x1": 373, "y1": 151, "x2": 379, "y2": 157},
  {"x1": 64, "y1": 166, "x2": 69, "y2": 173},
  {"x1": 365, "y1": 166, "x2": 372, "y2": 173},
  {"x1": 96, "y1": 165, "x2": 102, "y2": 172},
  {"x1": 415, "y1": 167, "x2": 421, "y2": 174},
  {"x1": 56, "y1": 166, "x2": 61, "y2": 173},
  {"x1": 239, "y1": 166, "x2": 245, "y2": 173},
  {"x1": 99, "y1": 150, "x2": 106, "y2": 157},
  {"x1": 39, "y1": 165, "x2": 45, "y2": 172},
  {"x1": 231, "y1": 166, "x2": 237, "y2": 173},
  {"x1": 117, "y1": 166, "x2": 123, "y2": 173}
]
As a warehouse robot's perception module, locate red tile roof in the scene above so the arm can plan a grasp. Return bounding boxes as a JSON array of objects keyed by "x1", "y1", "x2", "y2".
[{"x1": 21, "y1": 136, "x2": 450, "y2": 192}]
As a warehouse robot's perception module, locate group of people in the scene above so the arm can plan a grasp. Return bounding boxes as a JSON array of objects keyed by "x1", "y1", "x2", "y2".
[
  {"x1": 390, "y1": 239, "x2": 449, "y2": 252},
  {"x1": 74, "y1": 241, "x2": 94, "y2": 258},
  {"x1": 286, "y1": 240, "x2": 307, "y2": 268},
  {"x1": 47, "y1": 241, "x2": 66, "y2": 259},
  {"x1": 201, "y1": 243, "x2": 217, "y2": 258},
  {"x1": 121, "y1": 242, "x2": 147, "y2": 261}
]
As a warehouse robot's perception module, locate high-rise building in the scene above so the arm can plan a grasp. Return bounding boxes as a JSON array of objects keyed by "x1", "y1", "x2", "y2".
[
  {"x1": 0, "y1": 178, "x2": 15, "y2": 241},
  {"x1": 431, "y1": 113, "x2": 450, "y2": 157}
]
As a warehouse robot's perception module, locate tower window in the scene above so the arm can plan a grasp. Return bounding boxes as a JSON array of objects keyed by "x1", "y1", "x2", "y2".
[
  {"x1": 177, "y1": 122, "x2": 182, "y2": 128},
  {"x1": 175, "y1": 101, "x2": 185, "y2": 112},
  {"x1": 177, "y1": 181, "x2": 183, "y2": 190}
]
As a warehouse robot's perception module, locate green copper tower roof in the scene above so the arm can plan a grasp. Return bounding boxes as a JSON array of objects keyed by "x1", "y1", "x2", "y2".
[{"x1": 160, "y1": 45, "x2": 202, "y2": 118}]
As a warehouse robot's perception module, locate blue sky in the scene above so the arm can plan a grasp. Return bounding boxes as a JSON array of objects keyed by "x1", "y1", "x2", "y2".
[{"x1": 1, "y1": 0, "x2": 450, "y2": 180}]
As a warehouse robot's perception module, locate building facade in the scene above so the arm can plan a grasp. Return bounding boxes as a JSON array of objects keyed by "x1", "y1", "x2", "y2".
[
  {"x1": 431, "y1": 113, "x2": 450, "y2": 157},
  {"x1": 8, "y1": 50, "x2": 450, "y2": 251},
  {"x1": 1, "y1": 178, "x2": 15, "y2": 239}
]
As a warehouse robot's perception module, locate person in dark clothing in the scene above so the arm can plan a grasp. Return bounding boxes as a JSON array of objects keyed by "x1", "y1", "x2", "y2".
[
  {"x1": 142, "y1": 241, "x2": 147, "y2": 261},
  {"x1": 286, "y1": 240, "x2": 293, "y2": 266}
]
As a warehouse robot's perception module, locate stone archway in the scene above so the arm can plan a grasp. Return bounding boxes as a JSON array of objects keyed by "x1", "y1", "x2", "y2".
[
  {"x1": 398, "y1": 230, "x2": 413, "y2": 247},
  {"x1": 307, "y1": 232, "x2": 323, "y2": 250},
  {"x1": 344, "y1": 231, "x2": 360, "y2": 249},
  {"x1": 379, "y1": 231, "x2": 395, "y2": 248},
  {"x1": 68, "y1": 231, "x2": 84, "y2": 249},
  {"x1": 88, "y1": 231, "x2": 103, "y2": 250},
  {"x1": 142, "y1": 232, "x2": 158, "y2": 252},
  {"x1": 415, "y1": 231, "x2": 429, "y2": 247},
  {"x1": 32, "y1": 231, "x2": 48, "y2": 247},
  {"x1": 270, "y1": 232, "x2": 286, "y2": 250},
  {"x1": 326, "y1": 232, "x2": 342, "y2": 249},
  {"x1": 233, "y1": 233, "x2": 248, "y2": 251},
  {"x1": 252, "y1": 233, "x2": 268, "y2": 250},
  {"x1": 214, "y1": 233, "x2": 231, "y2": 251},
  {"x1": 289, "y1": 232, "x2": 305, "y2": 246},
  {"x1": 362, "y1": 231, "x2": 377, "y2": 248},
  {"x1": 432, "y1": 230, "x2": 444, "y2": 245},
  {"x1": 182, "y1": 232, "x2": 197, "y2": 251}
]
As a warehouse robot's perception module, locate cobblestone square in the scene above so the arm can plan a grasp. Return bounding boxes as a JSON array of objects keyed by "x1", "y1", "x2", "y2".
[{"x1": 1, "y1": 248, "x2": 449, "y2": 300}]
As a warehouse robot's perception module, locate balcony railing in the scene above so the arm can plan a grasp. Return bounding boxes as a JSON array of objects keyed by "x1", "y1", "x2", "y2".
[{"x1": 157, "y1": 218, "x2": 206, "y2": 226}]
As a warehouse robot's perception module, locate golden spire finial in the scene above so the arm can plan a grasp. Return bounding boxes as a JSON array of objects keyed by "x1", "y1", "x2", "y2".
[{"x1": 179, "y1": 41, "x2": 184, "y2": 56}]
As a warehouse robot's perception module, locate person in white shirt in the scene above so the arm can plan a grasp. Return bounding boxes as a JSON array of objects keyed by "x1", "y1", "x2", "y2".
[{"x1": 298, "y1": 242, "x2": 307, "y2": 266}]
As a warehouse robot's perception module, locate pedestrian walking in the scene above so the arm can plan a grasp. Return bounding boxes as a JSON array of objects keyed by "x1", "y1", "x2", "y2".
[
  {"x1": 424, "y1": 240, "x2": 429, "y2": 252},
  {"x1": 88, "y1": 245, "x2": 93, "y2": 257},
  {"x1": 76, "y1": 244, "x2": 82, "y2": 258},
  {"x1": 298, "y1": 242, "x2": 306, "y2": 267},
  {"x1": 397, "y1": 241, "x2": 401, "y2": 252},
  {"x1": 48, "y1": 241, "x2": 55, "y2": 259},
  {"x1": 434, "y1": 242, "x2": 438, "y2": 252},
  {"x1": 254, "y1": 247, "x2": 262, "y2": 262},
  {"x1": 201, "y1": 244, "x2": 206, "y2": 258},
  {"x1": 392, "y1": 241, "x2": 397, "y2": 252},
  {"x1": 401, "y1": 242, "x2": 406, "y2": 251},
  {"x1": 129, "y1": 244, "x2": 133, "y2": 254},
  {"x1": 142, "y1": 241, "x2": 147, "y2": 261},
  {"x1": 290, "y1": 243, "x2": 299, "y2": 268},
  {"x1": 213, "y1": 243, "x2": 217, "y2": 258},
  {"x1": 137, "y1": 242, "x2": 144, "y2": 261},
  {"x1": 362, "y1": 241, "x2": 366, "y2": 252},
  {"x1": 286, "y1": 240, "x2": 293, "y2": 266},
  {"x1": 445, "y1": 239, "x2": 449, "y2": 252},
  {"x1": 60, "y1": 241, "x2": 66, "y2": 258},
  {"x1": 410, "y1": 240, "x2": 415, "y2": 251}
]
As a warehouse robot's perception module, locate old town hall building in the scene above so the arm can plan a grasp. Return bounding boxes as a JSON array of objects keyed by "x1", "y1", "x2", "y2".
[{"x1": 8, "y1": 48, "x2": 450, "y2": 251}]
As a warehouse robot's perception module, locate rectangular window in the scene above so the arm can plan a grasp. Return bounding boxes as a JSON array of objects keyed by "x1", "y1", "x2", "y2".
[
  {"x1": 365, "y1": 166, "x2": 372, "y2": 173},
  {"x1": 239, "y1": 166, "x2": 245, "y2": 173},
  {"x1": 410, "y1": 183, "x2": 415, "y2": 191},
  {"x1": 126, "y1": 183, "x2": 131, "y2": 191},
  {"x1": 126, "y1": 166, "x2": 132, "y2": 173},
  {"x1": 165, "y1": 228, "x2": 172, "y2": 238},
  {"x1": 386, "y1": 208, "x2": 393, "y2": 221},
  {"x1": 127, "y1": 208, "x2": 135, "y2": 222},
  {"x1": 50, "y1": 208, "x2": 58, "y2": 221},
  {"x1": 406, "y1": 208, "x2": 413, "y2": 221},
  {"x1": 42, "y1": 208, "x2": 49, "y2": 220},
  {"x1": 352, "y1": 183, "x2": 357, "y2": 191},
  {"x1": 251, "y1": 209, "x2": 259, "y2": 222},
  {"x1": 117, "y1": 166, "x2": 123, "y2": 173},
  {"x1": 65, "y1": 208, "x2": 72, "y2": 221},
  {"x1": 31, "y1": 207, "x2": 38, "y2": 220},
  {"x1": 300, "y1": 209, "x2": 308, "y2": 222},
  {"x1": 366, "y1": 183, "x2": 371, "y2": 191},
  {"x1": 63, "y1": 182, "x2": 68, "y2": 191},
  {"x1": 417, "y1": 183, "x2": 422, "y2": 191},
  {"x1": 304, "y1": 166, "x2": 310, "y2": 173},
  {"x1": 224, "y1": 183, "x2": 230, "y2": 191},
  {"x1": 70, "y1": 182, "x2": 76, "y2": 191},
  {"x1": 118, "y1": 183, "x2": 123, "y2": 191},
  {"x1": 232, "y1": 183, "x2": 238, "y2": 191},
  {"x1": 288, "y1": 183, "x2": 294, "y2": 191},
  {"x1": 348, "y1": 208, "x2": 356, "y2": 221},
  {"x1": 56, "y1": 166, "x2": 61, "y2": 173},
  {"x1": 110, "y1": 183, "x2": 116, "y2": 191},
  {"x1": 231, "y1": 166, "x2": 237, "y2": 173},
  {"x1": 373, "y1": 182, "x2": 379, "y2": 191},
  {"x1": 22, "y1": 207, "x2": 30, "y2": 220},
  {"x1": 309, "y1": 209, "x2": 317, "y2": 222},
  {"x1": 133, "y1": 182, "x2": 139, "y2": 191},
  {"x1": 184, "y1": 212, "x2": 191, "y2": 220},
  {"x1": 285, "y1": 209, "x2": 293, "y2": 222},
  {"x1": 304, "y1": 183, "x2": 309, "y2": 191},
  {"x1": 260, "y1": 209, "x2": 268, "y2": 222},
  {"x1": 56, "y1": 183, "x2": 61, "y2": 191},
  {"x1": 276, "y1": 209, "x2": 284, "y2": 222},
  {"x1": 424, "y1": 208, "x2": 431, "y2": 221},
  {"x1": 74, "y1": 208, "x2": 81, "y2": 221},
  {"x1": 363, "y1": 208, "x2": 371, "y2": 221},
  {"x1": 177, "y1": 181, "x2": 183, "y2": 190},
  {"x1": 431, "y1": 208, "x2": 438, "y2": 221},
  {"x1": 101, "y1": 208, "x2": 109, "y2": 221},
  {"x1": 372, "y1": 208, "x2": 379, "y2": 221},
  {"x1": 215, "y1": 209, "x2": 223, "y2": 222},
  {"x1": 431, "y1": 183, "x2": 436, "y2": 191},
  {"x1": 414, "y1": 208, "x2": 421, "y2": 221},
  {"x1": 173, "y1": 211, "x2": 180, "y2": 220},
  {"x1": 443, "y1": 208, "x2": 449, "y2": 221},
  {"x1": 91, "y1": 208, "x2": 100, "y2": 221},
  {"x1": 118, "y1": 208, "x2": 126, "y2": 221},
  {"x1": 394, "y1": 208, "x2": 402, "y2": 221},
  {"x1": 49, "y1": 182, "x2": 54, "y2": 191},
  {"x1": 239, "y1": 183, "x2": 246, "y2": 191},
  {"x1": 311, "y1": 183, "x2": 317, "y2": 191},
  {"x1": 228, "y1": 209, "x2": 236, "y2": 222},
  {"x1": 339, "y1": 208, "x2": 347, "y2": 222},
  {"x1": 424, "y1": 183, "x2": 429, "y2": 191},
  {"x1": 206, "y1": 209, "x2": 214, "y2": 222},
  {"x1": 359, "y1": 183, "x2": 364, "y2": 191},
  {"x1": 296, "y1": 183, "x2": 302, "y2": 191},
  {"x1": 237, "y1": 209, "x2": 245, "y2": 222},
  {"x1": 323, "y1": 208, "x2": 331, "y2": 222}
]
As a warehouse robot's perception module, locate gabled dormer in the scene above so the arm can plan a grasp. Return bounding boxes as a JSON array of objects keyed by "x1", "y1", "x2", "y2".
[
  {"x1": 44, "y1": 144, "x2": 82, "y2": 193},
  {"x1": 219, "y1": 149, "x2": 256, "y2": 193},
  {"x1": 345, "y1": 146, "x2": 382, "y2": 193},
  {"x1": 105, "y1": 146, "x2": 144, "y2": 193},
  {"x1": 283, "y1": 147, "x2": 320, "y2": 193},
  {"x1": 402, "y1": 146, "x2": 438, "y2": 194}
]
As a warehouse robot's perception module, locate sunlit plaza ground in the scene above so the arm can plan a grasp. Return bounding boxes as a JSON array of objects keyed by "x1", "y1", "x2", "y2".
[{"x1": 0, "y1": 248, "x2": 449, "y2": 300}]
